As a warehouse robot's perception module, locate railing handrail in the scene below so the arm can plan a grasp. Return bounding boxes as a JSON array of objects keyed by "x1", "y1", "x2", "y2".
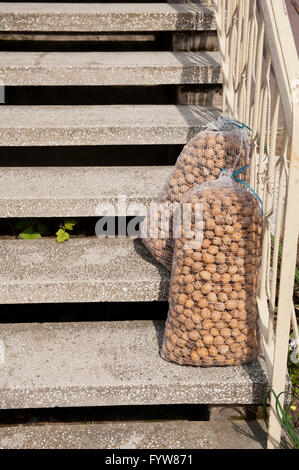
[{"x1": 259, "y1": 0, "x2": 299, "y2": 138}]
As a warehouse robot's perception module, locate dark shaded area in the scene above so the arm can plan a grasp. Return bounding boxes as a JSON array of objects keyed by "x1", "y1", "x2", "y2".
[
  {"x1": 0, "y1": 32, "x2": 170, "y2": 52},
  {"x1": 0, "y1": 217, "x2": 144, "y2": 237},
  {"x1": 3, "y1": 84, "x2": 177, "y2": 105},
  {"x1": 0, "y1": 404, "x2": 209, "y2": 426},
  {"x1": 0, "y1": 144, "x2": 182, "y2": 166},
  {"x1": 0, "y1": 301, "x2": 168, "y2": 323},
  {"x1": 134, "y1": 239, "x2": 170, "y2": 303},
  {"x1": 3, "y1": 84, "x2": 220, "y2": 106},
  {"x1": 230, "y1": 420, "x2": 267, "y2": 449}
]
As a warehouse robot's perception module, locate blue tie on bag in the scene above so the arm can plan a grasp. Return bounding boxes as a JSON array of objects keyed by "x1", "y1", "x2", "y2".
[{"x1": 221, "y1": 166, "x2": 264, "y2": 216}]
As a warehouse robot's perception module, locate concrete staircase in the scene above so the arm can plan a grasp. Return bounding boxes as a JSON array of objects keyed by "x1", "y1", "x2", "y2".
[{"x1": 0, "y1": 2, "x2": 268, "y2": 449}]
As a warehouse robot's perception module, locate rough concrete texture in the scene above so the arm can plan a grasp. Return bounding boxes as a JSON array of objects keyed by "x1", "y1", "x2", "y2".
[
  {"x1": 0, "y1": 167, "x2": 281, "y2": 229},
  {"x1": 0, "y1": 3, "x2": 216, "y2": 32},
  {"x1": 0, "y1": 105, "x2": 221, "y2": 147},
  {"x1": 0, "y1": 166, "x2": 171, "y2": 217},
  {"x1": 0, "y1": 321, "x2": 268, "y2": 409},
  {"x1": 0, "y1": 238, "x2": 169, "y2": 304},
  {"x1": 209, "y1": 405, "x2": 260, "y2": 421},
  {"x1": 0, "y1": 420, "x2": 267, "y2": 449},
  {"x1": 0, "y1": 51, "x2": 222, "y2": 86}
]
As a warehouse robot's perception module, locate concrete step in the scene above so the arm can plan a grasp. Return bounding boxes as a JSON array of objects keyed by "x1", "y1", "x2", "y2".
[
  {"x1": 0, "y1": 105, "x2": 221, "y2": 146},
  {"x1": 0, "y1": 51, "x2": 222, "y2": 86},
  {"x1": 0, "y1": 166, "x2": 171, "y2": 218},
  {"x1": 0, "y1": 3, "x2": 215, "y2": 32},
  {"x1": 0, "y1": 420, "x2": 267, "y2": 449},
  {"x1": 0, "y1": 320, "x2": 268, "y2": 409},
  {"x1": 0, "y1": 238, "x2": 169, "y2": 304}
]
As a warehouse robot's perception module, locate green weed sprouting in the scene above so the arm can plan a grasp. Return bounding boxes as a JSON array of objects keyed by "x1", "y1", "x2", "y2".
[
  {"x1": 56, "y1": 219, "x2": 77, "y2": 243},
  {"x1": 17, "y1": 218, "x2": 47, "y2": 239},
  {"x1": 263, "y1": 387, "x2": 299, "y2": 449}
]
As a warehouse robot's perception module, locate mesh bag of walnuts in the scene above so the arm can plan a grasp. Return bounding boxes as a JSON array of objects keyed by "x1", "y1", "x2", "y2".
[
  {"x1": 141, "y1": 119, "x2": 251, "y2": 271},
  {"x1": 161, "y1": 170, "x2": 263, "y2": 367}
]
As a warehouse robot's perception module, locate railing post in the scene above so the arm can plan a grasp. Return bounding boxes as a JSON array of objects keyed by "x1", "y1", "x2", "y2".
[{"x1": 267, "y1": 115, "x2": 299, "y2": 448}]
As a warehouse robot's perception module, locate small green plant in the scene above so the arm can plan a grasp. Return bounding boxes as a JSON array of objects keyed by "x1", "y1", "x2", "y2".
[
  {"x1": 56, "y1": 218, "x2": 77, "y2": 243},
  {"x1": 263, "y1": 387, "x2": 299, "y2": 449},
  {"x1": 16, "y1": 218, "x2": 47, "y2": 239}
]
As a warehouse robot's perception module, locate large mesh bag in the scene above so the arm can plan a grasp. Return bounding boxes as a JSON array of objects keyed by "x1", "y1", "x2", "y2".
[
  {"x1": 161, "y1": 171, "x2": 263, "y2": 367},
  {"x1": 141, "y1": 119, "x2": 252, "y2": 271}
]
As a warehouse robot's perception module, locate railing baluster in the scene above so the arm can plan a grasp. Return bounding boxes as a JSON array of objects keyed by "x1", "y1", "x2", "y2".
[
  {"x1": 245, "y1": 1, "x2": 257, "y2": 124},
  {"x1": 250, "y1": 17, "x2": 265, "y2": 140},
  {"x1": 268, "y1": 130, "x2": 289, "y2": 343},
  {"x1": 233, "y1": 0, "x2": 244, "y2": 117},
  {"x1": 228, "y1": 12, "x2": 237, "y2": 107},
  {"x1": 249, "y1": 14, "x2": 264, "y2": 190},
  {"x1": 259, "y1": 86, "x2": 280, "y2": 299},
  {"x1": 239, "y1": 0, "x2": 251, "y2": 122}
]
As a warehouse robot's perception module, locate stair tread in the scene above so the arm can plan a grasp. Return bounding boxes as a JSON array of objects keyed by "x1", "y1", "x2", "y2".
[
  {"x1": 0, "y1": 238, "x2": 169, "y2": 304},
  {"x1": 0, "y1": 3, "x2": 215, "y2": 32},
  {"x1": 0, "y1": 320, "x2": 268, "y2": 408},
  {"x1": 0, "y1": 104, "x2": 221, "y2": 146},
  {"x1": 0, "y1": 51, "x2": 222, "y2": 86},
  {"x1": 0, "y1": 166, "x2": 171, "y2": 218},
  {"x1": 0, "y1": 420, "x2": 267, "y2": 449}
]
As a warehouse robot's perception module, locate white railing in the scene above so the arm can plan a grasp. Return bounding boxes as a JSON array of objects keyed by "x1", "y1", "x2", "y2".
[{"x1": 213, "y1": 0, "x2": 299, "y2": 449}]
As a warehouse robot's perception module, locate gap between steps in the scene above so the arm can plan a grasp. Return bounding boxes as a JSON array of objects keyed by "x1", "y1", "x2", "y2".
[
  {"x1": 0, "y1": 301, "x2": 169, "y2": 324},
  {"x1": 0, "y1": 404, "x2": 209, "y2": 426}
]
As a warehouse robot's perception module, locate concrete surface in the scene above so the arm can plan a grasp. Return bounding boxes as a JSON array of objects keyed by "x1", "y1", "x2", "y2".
[
  {"x1": 0, "y1": 163, "x2": 279, "y2": 227},
  {"x1": 0, "y1": 105, "x2": 221, "y2": 146},
  {"x1": 0, "y1": 238, "x2": 169, "y2": 304},
  {"x1": 0, "y1": 420, "x2": 267, "y2": 449},
  {"x1": 209, "y1": 405, "x2": 260, "y2": 421},
  {"x1": 0, "y1": 3, "x2": 215, "y2": 32},
  {"x1": 0, "y1": 320, "x2": 268, "y2": 409},
  {"x1": 0, "y1": 166, "x2": 171, "y2": 217},
  {"x1": 0, "y1": 51, "x2": 222, "y2": 86}
]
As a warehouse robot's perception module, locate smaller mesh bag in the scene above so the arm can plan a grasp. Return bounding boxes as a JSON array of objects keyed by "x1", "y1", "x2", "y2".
[
  {"x1": 161, "y1": 171, "x2": 263, "y2": 367},
  {"x1": 141, "y1": 119, "x2": 251, "y2": 271}
]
